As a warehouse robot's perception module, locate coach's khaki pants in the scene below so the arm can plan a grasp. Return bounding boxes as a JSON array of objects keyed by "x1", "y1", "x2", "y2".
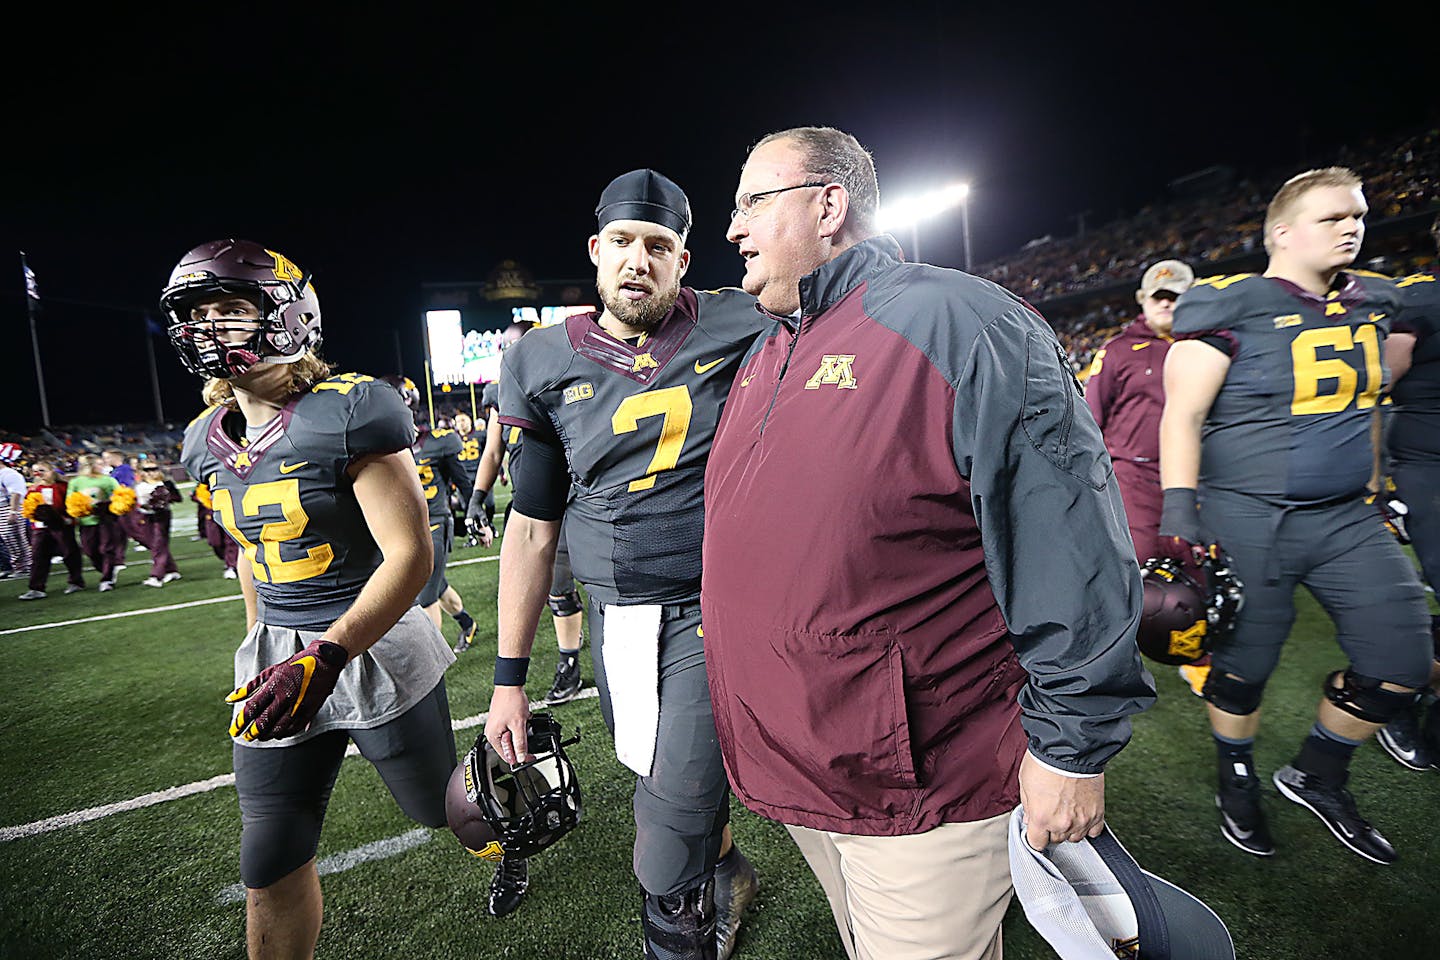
[{"x1": 787, "y1": 810, "x2": 1012, "y2": 960}]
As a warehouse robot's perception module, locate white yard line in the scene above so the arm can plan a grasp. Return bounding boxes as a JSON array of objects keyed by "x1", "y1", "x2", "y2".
[
  {"x1": 1, "y1": 687, "x2": 598, "y2": 842},
  {"x1": 1, "y1": 554, "x2": 500, "y2": 637}
]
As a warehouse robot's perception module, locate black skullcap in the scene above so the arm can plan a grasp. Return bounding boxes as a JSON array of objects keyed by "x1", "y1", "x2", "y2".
[{"x1": 595, "y1": 169, "x2": 692, "y2": 238}]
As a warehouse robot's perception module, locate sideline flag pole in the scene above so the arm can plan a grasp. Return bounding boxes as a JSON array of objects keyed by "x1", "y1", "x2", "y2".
[{"x1": 21, "y1": 252, "x2": 51, "y2": 427}]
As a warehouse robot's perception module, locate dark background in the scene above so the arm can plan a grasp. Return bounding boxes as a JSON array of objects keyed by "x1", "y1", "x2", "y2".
[{"x1": 4, "y1": 4, "x2": 1434, "y2": 429}]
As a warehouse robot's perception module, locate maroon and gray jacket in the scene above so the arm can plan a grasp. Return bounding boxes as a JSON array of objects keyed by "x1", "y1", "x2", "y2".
[
  {"x1": 700, "y1": 236, "x2": 1154, "y2": 836},
  {"x1": 1083, "y1": 316, "x2": 1171, "y2": 464}
]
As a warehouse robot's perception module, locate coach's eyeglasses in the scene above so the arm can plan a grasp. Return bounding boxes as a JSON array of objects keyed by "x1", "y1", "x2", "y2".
[{"x1": 730, "y1": 182, "x2": 828, "y2": 222}]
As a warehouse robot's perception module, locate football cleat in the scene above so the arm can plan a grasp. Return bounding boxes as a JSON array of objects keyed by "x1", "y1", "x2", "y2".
[
  {"x1": 487, "y1": 857, "x2": 530, "y2": 918},
  {"x1": 1376, "y1": 709, "x2": 1436, "y2": 772},
  {"x1": 543, "y1": 657, "x2": 583, "y2": 705},
  {"x1": 1216, "y1": 768, "x2": 1275, "y2": 857},
  {"x1": 714, "y1": 847, "x2": 759, "y2": 960},
  {"x1": 1272, "y1": 764, "x2": 1396, "y2": 865},
  {"x1": 642, "y1": 880, "x2": 717, "y2": 960}
]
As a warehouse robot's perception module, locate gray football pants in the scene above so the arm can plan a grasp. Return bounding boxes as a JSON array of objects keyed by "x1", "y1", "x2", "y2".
[
  {"x1": 1199, "y1": 487, "x2": 1432, "y2": 690},
  {"x1": 589, "y1": 599, "x2": 729, "y2": 897},
  {"x1": 1393, "y1": 460, "x2": 1440, "y2": 596}
]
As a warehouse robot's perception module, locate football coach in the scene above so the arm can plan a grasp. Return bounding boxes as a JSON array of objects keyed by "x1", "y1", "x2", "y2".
[{"x1": 700, "y1": 125, "x2": 1157, "y2": 960}]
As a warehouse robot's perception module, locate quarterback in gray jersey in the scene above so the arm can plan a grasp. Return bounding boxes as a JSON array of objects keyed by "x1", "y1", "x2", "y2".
[
  {"x1": 485, "y1": 170, "x2": 765, "y2": 959},
  {"x1": 1160, "y1": 169, "x2": 1431, "y2": 866},
  {"x1": 165, "y1": 239, "x2": 457, "y2": 959}
]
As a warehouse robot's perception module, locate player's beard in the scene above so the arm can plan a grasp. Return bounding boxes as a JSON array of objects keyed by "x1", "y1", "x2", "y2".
[{"x1": 598, "y1": 272, "x2": 682, "y2": 333}]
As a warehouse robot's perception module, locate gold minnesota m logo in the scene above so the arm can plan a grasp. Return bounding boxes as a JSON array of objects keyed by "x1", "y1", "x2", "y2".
[
  {"x1": 1169, "y1": 621, "x2": 1207, "y2": 661},
  {"x1": 804, "y1": 355, "x2": 858, "y2": 390},
  {"x1": 631, "y1": 353, "x2": 658, "y2": 373}
]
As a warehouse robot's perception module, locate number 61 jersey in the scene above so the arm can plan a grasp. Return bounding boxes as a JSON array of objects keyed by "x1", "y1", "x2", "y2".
[
  {"x1": 1172, "y1": 271, "x2": 1399, "y2": 506},
  {"x1": 181, "y1": 373, "x2": 417, "y2": 628},
  {"x1": 498, "y1": 287, "x2": 765, "y2": 606}
]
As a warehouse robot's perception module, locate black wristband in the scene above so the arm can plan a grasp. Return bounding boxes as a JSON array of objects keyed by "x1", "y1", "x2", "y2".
[
  {"x1": 1159, "y1": 487, "x2": 1201, "y2": 542},
  {"x1": 494, "y1": 656, "x2": 530, "y2": 686}
]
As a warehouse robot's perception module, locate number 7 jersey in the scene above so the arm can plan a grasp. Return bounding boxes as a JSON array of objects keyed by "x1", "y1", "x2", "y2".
[
  {"x1": 1172, "y1": 271, "x2": 1399, "y2": 505},
  {"x1": 498, "y1": 287, "x2": 766, "y2": 605},
  {"x1": 181, "y1": 373, "x2": 418, "y2": 628}
]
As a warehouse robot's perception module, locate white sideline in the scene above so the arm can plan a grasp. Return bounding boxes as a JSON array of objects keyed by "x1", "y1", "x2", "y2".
[
  {"x1": 0, "y1": 686, "x2": 598, "y2": 842},
  {"x1": 215, "y1": 828, "x2": 434, "y2": 905},
  {"x1": 0, "y1": 554, "x2": 500, "y2": 637}
]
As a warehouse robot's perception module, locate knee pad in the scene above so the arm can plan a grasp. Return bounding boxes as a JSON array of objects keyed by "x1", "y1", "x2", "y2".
[
  {"x1": 1202, "y1": 670, "x2": 1265, "y2": 716},
  {"x1": 641, "y1": 879, "x2": 716, "y2": 960},
  {"x1": 548, "y1": 590, "x2": 582, "y2": 618},
  {"x1": 1323, "y1": 669, "x2": 1416, "y2": 724}
]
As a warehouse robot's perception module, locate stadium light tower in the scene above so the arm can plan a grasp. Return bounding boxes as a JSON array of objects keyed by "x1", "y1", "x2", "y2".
[{"x1": 878, "y1": 182, "x2": 972, "y2": 270}]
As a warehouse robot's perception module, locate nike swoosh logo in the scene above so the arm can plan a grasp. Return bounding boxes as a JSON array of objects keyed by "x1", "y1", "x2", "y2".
[
  {"x1": 279, "y1": 460, "x2": 308, "y2": 474},
  {"x1": 740, "y1": 374, "x2": 754, "y2": 387},
  {"x1": 695, "y1": 358, "x2": 725, "y2": 375},
  {"x1": 291, "y1": 656, "x2": 318, "y2": 715},
  {"x1": 1131, "y1": 342, "x2": 1151, "y2": 351},
  {"x1": 1369, "y1": 312, "x2": 1385, "y2": 322},
  {"x1": 1221, "y1": 812, "x2": 1253, "y2": 840}
]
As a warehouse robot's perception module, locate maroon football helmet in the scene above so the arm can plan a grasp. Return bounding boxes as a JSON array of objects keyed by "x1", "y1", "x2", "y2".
[
  {"x1": 1137, "y1": 556, "x2": 1244, "y2": 665},
  {"x1": 445, "y1": 713, "x2": 582, "y2": 862},
  {"x1": 160, "y1": 239, "x2": 321, "y2": 379}
]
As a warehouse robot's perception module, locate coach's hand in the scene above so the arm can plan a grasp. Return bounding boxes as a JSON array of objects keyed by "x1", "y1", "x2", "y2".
[
  {"x1": 486, "y1": 685, "x2": 534, "y2": 767},
  {"x1": 227, "y1": 640, "x2": 349, "y2": 741},
  {"x1": 1018, "y1": 751, "x2": 1106, "y2": 850}
]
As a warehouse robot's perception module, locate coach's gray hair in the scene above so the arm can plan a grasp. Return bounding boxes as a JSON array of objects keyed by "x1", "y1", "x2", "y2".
[{"x1": 753, "y1": 126, "x2": 880, "y2": 237}]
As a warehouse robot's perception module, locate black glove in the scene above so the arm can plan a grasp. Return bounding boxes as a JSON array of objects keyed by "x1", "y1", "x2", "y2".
[{"x1": 1157, "y1": 488, "x2": 1220, "y2": 579}]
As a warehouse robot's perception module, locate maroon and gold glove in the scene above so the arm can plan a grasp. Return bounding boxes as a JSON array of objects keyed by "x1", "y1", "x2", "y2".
[{"x1": 227, "y1": 640, "x2": 349, "y2": 741}]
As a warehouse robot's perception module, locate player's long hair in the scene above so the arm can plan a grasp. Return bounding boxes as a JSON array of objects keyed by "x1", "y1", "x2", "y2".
[{"x1": 200, "y1": 351, "x2": 334, "y2": 410}]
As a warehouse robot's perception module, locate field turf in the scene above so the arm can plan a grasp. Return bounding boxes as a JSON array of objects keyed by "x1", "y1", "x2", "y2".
[{"x1": 1, "y1": 488, "x2": 1435, "y2": 959}]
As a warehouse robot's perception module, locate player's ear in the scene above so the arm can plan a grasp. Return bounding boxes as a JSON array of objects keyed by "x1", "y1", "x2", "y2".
[
  {"x1": 587, "y1": 235, "x2": 601, "y2": 266},
  {"x1": 1136, "y1": 289, "x2": 1146, "y2": 306},
  {"x1": 676, "y1": 249, "x2": 691, "y2": 279}
]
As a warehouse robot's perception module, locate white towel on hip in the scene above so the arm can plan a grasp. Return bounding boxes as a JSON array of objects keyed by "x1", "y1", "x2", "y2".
[{"x1": 601, "y1": 603, "x2": 663, "y2": 777}]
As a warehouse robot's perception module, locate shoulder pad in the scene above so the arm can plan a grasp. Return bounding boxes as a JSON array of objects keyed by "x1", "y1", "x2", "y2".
[
  {"x1": 1396, "y1": 272, "x2": 1439, "y2": 290},
  {"x1": 187, "y1": 404, "x2": 222, "y2": 430},
  {"x1": 1190, "y1": 273, "x2": 1258, "y2": 292},
  {"x1": 308, "y1": 371, "x2": 379, "y2": 400}
]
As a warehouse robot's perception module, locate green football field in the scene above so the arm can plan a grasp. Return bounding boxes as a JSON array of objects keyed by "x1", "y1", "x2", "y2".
[{"x1": 1, "y1": 488, "x2": 1436, "y2": 959}]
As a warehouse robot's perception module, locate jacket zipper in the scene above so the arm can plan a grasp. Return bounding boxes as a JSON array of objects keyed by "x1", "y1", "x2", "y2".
[{"x1": 759, "y1": 312, "x2": 805, "y2": 437}]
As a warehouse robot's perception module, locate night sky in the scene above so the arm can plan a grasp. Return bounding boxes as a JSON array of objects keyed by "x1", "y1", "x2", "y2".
[{"x1": 4, "y1": 5, "x2": 1434, "y2": 430}]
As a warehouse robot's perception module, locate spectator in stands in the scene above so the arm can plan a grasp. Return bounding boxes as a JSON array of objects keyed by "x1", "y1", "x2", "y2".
[
  {"x1": 135, "y1": 465, "x2": 182, "y2": 587},
  {"x1": 18, "y1": 461, "x2": 85, "y2": 600}
]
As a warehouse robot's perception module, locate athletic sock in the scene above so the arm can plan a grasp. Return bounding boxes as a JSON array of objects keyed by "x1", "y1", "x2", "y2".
[
  {"x1": 1213, "y1": 732, "x2": 1256, "y2": 781},
  {"x1": 1294, "y1": 722, "x2": 1361, "y2": 785},
  {"x1": 453, "y1": 610, "x2": 475, "y2": 634}
]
